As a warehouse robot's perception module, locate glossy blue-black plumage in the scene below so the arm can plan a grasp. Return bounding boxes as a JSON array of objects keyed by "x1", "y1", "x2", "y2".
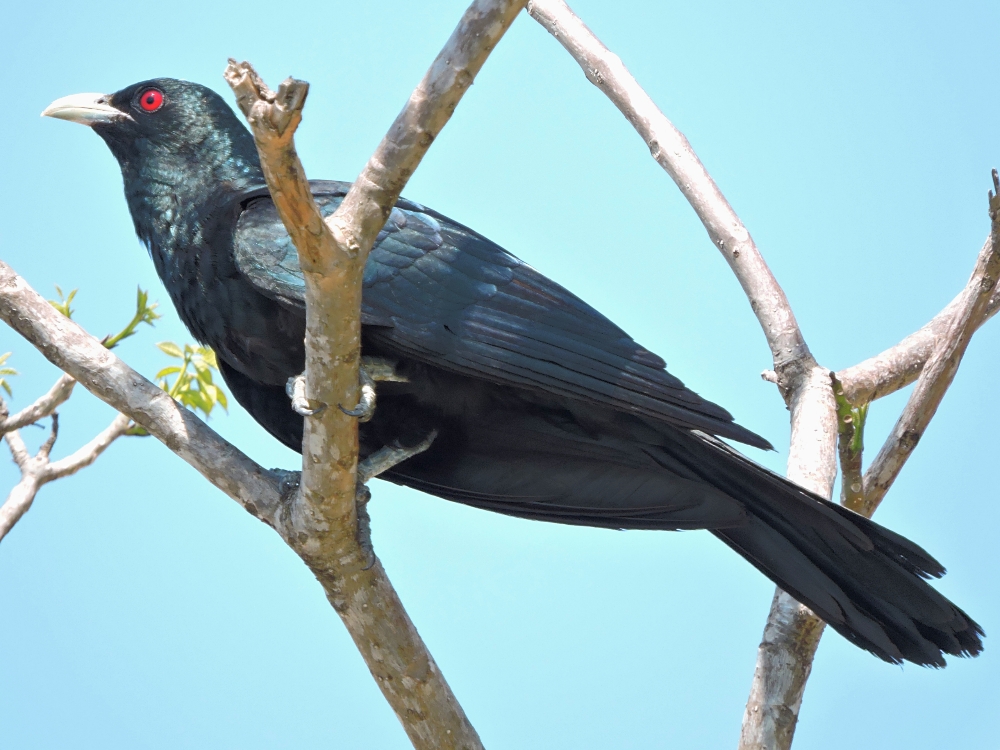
[
  {"x1": 234, "y1": 181, "x2": 770, "y2": 447},
  {"x1": 83, "y1": 78, "x2": 982, "y2": 667}
]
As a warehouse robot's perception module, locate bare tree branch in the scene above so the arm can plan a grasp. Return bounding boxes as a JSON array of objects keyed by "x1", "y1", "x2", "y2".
[
  {"x1": 526, "y1": 0, "x2": 812, "y2": 390},
  {"x1": 525, "y1": 2, "x2": 845, "y2": 745},
  {"x1": 737, "y1": 376, "x2": 837, "y2": 750},
  {"x1": 0, "y1": 464, "x2": 40, "y2": 541},
  {"x1": 37, "y1": 412, "x2": 59, "y2": 460},
  {"x1": 4, "y1": 426, "x2": 31, "y2": 468},
  {"x1": 739, "y1": 589, "x2": 826, "y2": 750},
  {"x1": 0, "y1": 373, "x2": 75, "y2": 435},
  {"x1": 739, "y1": 192, "x2": 1000, "y2": 748},
  {"x1": 837, "y1": 237, "x2": 1000, "y2": 406},
  {"x1": 223, "y1": 2, "x2": 525, "y2": 747},
  {"x1": 859, "y1": 185, "x2": 1000, "y2": 517},
  {"x1": 0, "y1": 412, "x2": 132, "y2": 541},
  {"x1": 0, "y1": 260, "x2": 285, "y2": 527},
  {"x1": 46, "y1": 413, "x2": 131, "y2": 481}
]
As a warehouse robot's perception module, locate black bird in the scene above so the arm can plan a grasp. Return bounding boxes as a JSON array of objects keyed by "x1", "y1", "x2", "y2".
[{"x1": 43, "y1": 78, "x2": 983, "y2": 667}]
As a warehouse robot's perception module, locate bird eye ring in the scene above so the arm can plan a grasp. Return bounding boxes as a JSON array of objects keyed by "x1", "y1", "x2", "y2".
[{"x1": 138, "y1": 88, "x2": 164, "y2": 112}]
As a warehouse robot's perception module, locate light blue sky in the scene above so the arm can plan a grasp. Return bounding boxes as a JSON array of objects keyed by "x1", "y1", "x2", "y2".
[{"x1": 1, "y1": 1, "x2": 997, "y2": 747}]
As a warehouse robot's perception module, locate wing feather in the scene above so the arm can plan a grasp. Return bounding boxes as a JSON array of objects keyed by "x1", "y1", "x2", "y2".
[{"x1": 232, "y1": 182, "x2": 772, "y2": 449}]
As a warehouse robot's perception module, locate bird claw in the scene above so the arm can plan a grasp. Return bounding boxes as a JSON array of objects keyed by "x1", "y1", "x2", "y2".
[
  {"x1": 338, "y1": 357, "x2": 407, "y2": 423},
  {"x1": 290, "y1": 358, "x2": 406, "y2": 421},
  {"x1": 338, "y1": 367, "x2": 377, "y2": 422},
  {"x1": 285, "y1": 374, "x2": 326, "y2": 417},
  {"x1": 357, "y1": 429, "x2": 438, "y2": 484}
]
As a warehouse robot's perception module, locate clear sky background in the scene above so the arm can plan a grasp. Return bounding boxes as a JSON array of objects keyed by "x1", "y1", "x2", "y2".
[{"x1": 1, "y1": 1, "x2": 997, "y2": 748}]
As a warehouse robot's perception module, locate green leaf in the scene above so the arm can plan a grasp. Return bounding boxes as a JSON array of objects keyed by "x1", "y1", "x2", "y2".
[
  {"x1": 154, "y1": 366, "x2": 182, "y2": 379},
  {"x1": 155, "y1": 341, "x2": 228, "y2": 418},
  {"x1": 182, "y1": 389, "x2": 211, "y2": 413},
  {"x1": 49, "y1": 285, "x2": 78, "y2": 319},
  {"x1": 156, "y1": 341, "x2": 184, "y2": 358},
  {"x1": 103, "y1": 287, "x2": 161, "y2": 349},
  {"x1": 0, "y1": 352, "x2": 15, "y2": 397}
]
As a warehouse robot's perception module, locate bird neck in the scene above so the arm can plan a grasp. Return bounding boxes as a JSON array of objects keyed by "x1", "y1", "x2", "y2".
[{"x1": 103, "y1": 123, "x2": 265, "y2": 258}]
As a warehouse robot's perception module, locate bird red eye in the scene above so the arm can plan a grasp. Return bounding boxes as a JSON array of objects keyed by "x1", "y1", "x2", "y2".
[{"x1": 138, "y1": 89, "x2": 163, "y2": 112}]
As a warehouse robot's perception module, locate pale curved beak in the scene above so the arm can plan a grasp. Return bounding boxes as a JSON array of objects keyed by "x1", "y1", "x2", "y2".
[{"x1": 41, "y1": 93, "x2": 127, "y2": 126}]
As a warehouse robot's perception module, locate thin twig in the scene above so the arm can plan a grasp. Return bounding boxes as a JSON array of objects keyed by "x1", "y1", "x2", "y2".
[
  {"x1": 47, "y1": 413, "x2": 132, "y2": 480},
  {"x1": 0, "y1": 412, "x2": 132, "y2": 541},
  {"x1": 4, "y1": 427, "x2": 31, "y2": 468},
  {"x1": 837, "y1": 238, "x2": 1000, "y2": 405},
  {"x1": 526, "y1": 0, "x2": 812, "y2": 390},
  {"x1": 0, "y1": 469, "x2": 40, "y2": 541},
  {"x1": 0, "y1": 373, "x2": 75, "y2": 435},
  {"x1": 37, "y1": 412, "x2": 59, "y2": 459},
  {"x1": 859, "y1": 177, "x2": 1000, "y2": 517}
]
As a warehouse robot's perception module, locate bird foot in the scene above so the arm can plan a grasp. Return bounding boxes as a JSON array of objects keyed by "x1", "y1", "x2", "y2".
[
  {"x1": 353, "y1": 429, "x2": 436, "y2": 569},
  {"x1": 338, "y1": 357, "x2": 408, "y2": 423},
  {"x1": 357, "y1": 429, "x2": 438, "y2": 484},
  {"x1": 338, "y1": 366, "x2": 377, "y2": 422},
  {"x1": 285, "y1": 373, "x2": 326, "y2": 417}
]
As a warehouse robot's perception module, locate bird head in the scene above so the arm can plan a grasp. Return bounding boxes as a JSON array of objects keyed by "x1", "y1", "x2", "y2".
[{"x1": 42, "y1": 78, "x2": 262, "y2": 192}]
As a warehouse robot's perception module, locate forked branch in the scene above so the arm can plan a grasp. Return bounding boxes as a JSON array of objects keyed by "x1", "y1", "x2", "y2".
[
  {"x1": 526, "y1": 2, "x2": 837, "y2": 743},
  {"x1": 526, "y1": 2, "x2": 994, "y2": 749},
  {"x1": 859, "y1": 175, "x2": 1000, "y2": 517},
  {"x1": 0, "y1": 373, "x2": 75, "y2": 436},
  {"x1": 0, "y1": 412, "x2": 132, "y2": 542},
  {"x1": 222, "y1": 2, "x2": 526, "y2": 748},
  {"x1": 837, "y1": 243, "x2": 1000, "y2": 406}
]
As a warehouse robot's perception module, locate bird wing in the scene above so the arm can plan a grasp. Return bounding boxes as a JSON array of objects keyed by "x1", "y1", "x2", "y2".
[{"x1": 232, "y1": 181, "x2": 771, "y2": 449}]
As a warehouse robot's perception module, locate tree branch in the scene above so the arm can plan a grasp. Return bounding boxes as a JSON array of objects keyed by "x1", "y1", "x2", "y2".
[
  {"x1": 223, "y1": 2, "x2": 525, "y2": 747},
  {"x1": 46, "y1": 412, "x2": 132, "y2": 481},
  {"x1": 0, "y1": 260, "x2": 285, "y2": 527},
  {"x1": 736, "y1": 375, "x2": 837, "y2": 750},
  {"x1": 739, "y1": 186, "x2": 1000, "y2": 748},
  {"x1": 0, "y1": 463, "x2": 40, "y2": 541},
  {"x1": 0, "y1": 373, "x2": 75, "y2": 435},
  {"x1": 858, "y1": 180, "x2": 1000, "y2": 517},
  {"x1": 832, "y1": 374, "x2": 866, "y2": 512},
  {"x1": 836, "y1": 236, "x2": 1000, "y2": 405},
  {"x1": 0, "y1": 412, "x2": 132, "y2": 541},
  {"x1": 526, "y1": 0, "x2": 812, "y2": 390},
  {"x1": 526, "y1": 3, "x2": 844, "y2": 746},
  {"x1": 4, "y1": 426, "x2": 31, "y2": 468}
]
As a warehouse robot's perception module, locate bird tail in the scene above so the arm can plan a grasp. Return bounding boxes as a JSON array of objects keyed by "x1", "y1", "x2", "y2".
[{"x1": 694, "y1": 437, "x2": 984, "y2": 666}]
